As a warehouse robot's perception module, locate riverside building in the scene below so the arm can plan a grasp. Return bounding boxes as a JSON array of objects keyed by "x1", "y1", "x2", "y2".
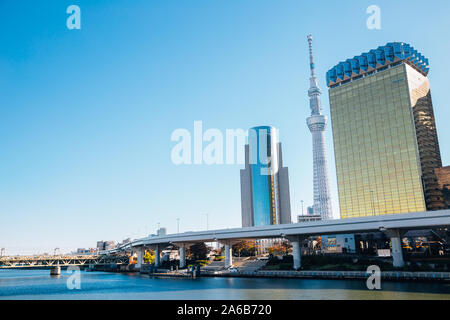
[
  {"x1": 240, "y1": 126, "x2": 292, "y2": 227},
  {"x1": 326, "y1": 42, "x2": 446, "y2": 218}
]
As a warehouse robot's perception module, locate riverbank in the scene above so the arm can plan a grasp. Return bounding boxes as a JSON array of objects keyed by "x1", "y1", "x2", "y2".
[
  {"x1": 125, "y1": 268, "x2": 450, "y2": 283},
  {"x1": 204, "y1": 270, "x2": 450, "y2": 283}
]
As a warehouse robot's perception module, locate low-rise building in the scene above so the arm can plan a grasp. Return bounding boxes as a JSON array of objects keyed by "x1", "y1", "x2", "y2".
[
  {"x1": 297, "y1": 214, "x2": 322, "y2": 223},
  {"x1": 161, "y1": 250, "x2": 179, "y2": 262},
  {"x1": 320, "y1": 234, "x2": 356, "y2": 254}
]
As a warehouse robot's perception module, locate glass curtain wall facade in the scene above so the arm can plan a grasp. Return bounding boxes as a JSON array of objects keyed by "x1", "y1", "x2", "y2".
[
  {"x1": 248, "y1": 126, "x2": 279, "y2": 226},
  {"x1": 240, "y1": 126, "x2": 292, "y2": 227},
  {"x1": 327, "y1": 42, "x2": 444, "y2": 218}
]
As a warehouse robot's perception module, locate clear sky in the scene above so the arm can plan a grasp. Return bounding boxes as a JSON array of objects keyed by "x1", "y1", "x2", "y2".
[{"x1": 1, "y1": 0, "x2": 449, "y2": 255}]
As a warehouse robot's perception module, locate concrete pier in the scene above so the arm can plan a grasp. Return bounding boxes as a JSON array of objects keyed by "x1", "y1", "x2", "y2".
[
  {"x1": 384, "y1": 229, "x2": 405, "y2": 268},
  {"x1": 136, "y1": 248, "x2": 144, "y2": 270},
  {"x1": 288, "y1": 235, "x2": 306, "y2": 270},
  {"x1": 154, "y1": 246, "x2": 160, "y2": 268},
  {"x1": 224, "y1": 243, "x2": 232, "y2": 268},
  {"x1": 292, "y1": 241, "x2": 301, "y2": 270},
  {"x1": 50, "y1": 266, "x2": 61, "y2": 276},
  {"x1": 179, "y1": 245, "x2": 186, "y2": 268}
]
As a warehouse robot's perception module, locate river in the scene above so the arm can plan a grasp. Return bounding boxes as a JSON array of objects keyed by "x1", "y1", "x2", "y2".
[{"x1": 0, "y1": 269, "x2": 449, "y2": 300}]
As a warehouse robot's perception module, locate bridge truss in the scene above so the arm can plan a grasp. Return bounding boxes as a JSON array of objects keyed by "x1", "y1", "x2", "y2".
[{"x1": 0, "y1": 255, "x2": 129, "y2": 269}]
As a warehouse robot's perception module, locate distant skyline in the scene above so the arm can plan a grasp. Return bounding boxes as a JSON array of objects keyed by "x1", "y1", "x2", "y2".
[{"x1": 1, "y1": 0, "x2": 450, "y2": 255}]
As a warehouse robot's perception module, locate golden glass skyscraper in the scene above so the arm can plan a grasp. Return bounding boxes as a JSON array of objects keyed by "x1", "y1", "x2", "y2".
[{"x1": 326, "y1": 42, "x2": 445, "y2": 218}]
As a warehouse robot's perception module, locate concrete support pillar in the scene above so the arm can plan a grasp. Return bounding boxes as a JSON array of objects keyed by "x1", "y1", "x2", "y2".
[
  {"x1": 136, "y1": 247, "x2": 144, "y2": 270},
  {"x1": 292, "y1": 241, "x2": 301, "y2": 270},
  {"x1": 154, "y1": 246, "x2": 160, "y2": 268},
  {"x1": 288, "y1": 235, "x2": 306, "y2": 270},
  {"x1": 224, "y1": 243, "x2": 233, "y2": 269},
  {"x1": 385, "y1": 229, "x2": 405, "y2": 268},
  {"x1": 179, "y1": 245, "x2": 186, "y2": 268},
  {"x1": 391, "y1": 231, "x2": 405, "y2": 268},
  {"x1": 50, "y1": 266, "x2": 61, "y2": 276}
]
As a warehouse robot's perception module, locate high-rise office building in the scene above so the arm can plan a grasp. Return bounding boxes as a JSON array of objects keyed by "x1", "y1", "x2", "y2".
[
  {"x1": 306, "y1": 35, "x2": 333, "y2": 220},
  {"x1": 326, "y1": 42, "x2": 445, "y2": 218},
  {"x1": 435, "y1": 166, "x2": 450, "y2": 209},
  {"x1": 240, "y1": 126, "x2": 292, "y2": 227},
  {"x1": 96, "y1": 240, "x2": 116, "y2": 251}
]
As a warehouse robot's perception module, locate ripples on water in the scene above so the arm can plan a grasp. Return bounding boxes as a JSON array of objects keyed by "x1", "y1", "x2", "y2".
[{"x1": 0, "y1": 269, "x2": 450, "y2": 300}]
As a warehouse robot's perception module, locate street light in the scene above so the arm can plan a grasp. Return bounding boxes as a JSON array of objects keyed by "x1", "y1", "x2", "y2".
[
  {"x1": 177, "y1": 218, "x2": 180, "y2": 234},
  {"x1": 301, "y1": 200, "x2": 304, "y2": 216}
]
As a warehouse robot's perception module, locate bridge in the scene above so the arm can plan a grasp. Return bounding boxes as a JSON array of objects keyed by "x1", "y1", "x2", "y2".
[
  {"x1": 108, "y1": 210, "x2": 450, "y2": 270},
  {"x1": 0, "y1": 254, "x2": 129, "y2": 269}
]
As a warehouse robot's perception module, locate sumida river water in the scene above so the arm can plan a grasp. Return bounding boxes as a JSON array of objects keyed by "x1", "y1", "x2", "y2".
[{"x1": 1, "y1": 269, "x2": 449, "y2": 300}]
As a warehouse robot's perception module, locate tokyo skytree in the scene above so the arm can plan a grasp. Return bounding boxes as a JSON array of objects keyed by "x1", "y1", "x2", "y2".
[{"x1": 306, "y1": 35, "x2": 333, "y2": 220}]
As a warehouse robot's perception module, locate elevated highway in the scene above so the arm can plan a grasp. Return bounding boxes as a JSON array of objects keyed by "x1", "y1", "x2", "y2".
[{"x1": 109, "y1": 210, "x2": 450, "y2": 270}]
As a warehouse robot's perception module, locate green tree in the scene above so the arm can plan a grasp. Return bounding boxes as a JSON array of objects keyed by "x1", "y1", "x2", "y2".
[{"x1": 189, "y1": 242, "x2": 208, "y2": 261}]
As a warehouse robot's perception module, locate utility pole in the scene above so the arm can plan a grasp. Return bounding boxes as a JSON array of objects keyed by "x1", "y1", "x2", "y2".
[
  {"x1": 177, "y1": 218, "x2": 180, "y2": 234},
  {"x1": 301, "y1": 200, "x2": 304, "y2": 215}
]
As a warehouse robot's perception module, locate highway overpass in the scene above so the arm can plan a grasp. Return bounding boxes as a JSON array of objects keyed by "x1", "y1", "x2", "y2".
[{"x1": 109, "y1": 210, "x2": 450, "y2": 270}]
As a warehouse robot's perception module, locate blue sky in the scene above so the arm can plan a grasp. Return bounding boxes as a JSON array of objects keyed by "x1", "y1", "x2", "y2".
[{"x1": 1, "y1": 0, "x2": 449, "y2": 254}]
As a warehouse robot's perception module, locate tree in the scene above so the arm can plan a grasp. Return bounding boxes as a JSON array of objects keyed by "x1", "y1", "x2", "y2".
[
  {"x1": 144, "y1": 250, "x2": 155, "y2": 264},
  {"x1": 280, "y1": 240, "x2": 293, "y2": 254},
  {"x1": 232, "y1": 240, "x2": 256, "y2": 257},
  {"x1": 267, "y1": 241, "x2": 292, "y2": 256},
  {"x1": 189, "y1": 242, "x2": 208, "y2": 261}
]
